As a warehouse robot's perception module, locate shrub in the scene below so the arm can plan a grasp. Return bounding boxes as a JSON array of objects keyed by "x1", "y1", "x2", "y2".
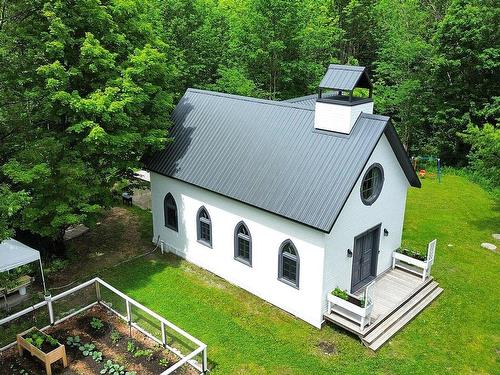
[{"x1": 459, "y1": 123, "x2": 500, "y2": 191}]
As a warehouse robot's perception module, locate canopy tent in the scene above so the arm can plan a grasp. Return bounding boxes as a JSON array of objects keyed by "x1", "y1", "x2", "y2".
[{"x1": 0, "y1": 239, "x2": 47, "y2": 294}]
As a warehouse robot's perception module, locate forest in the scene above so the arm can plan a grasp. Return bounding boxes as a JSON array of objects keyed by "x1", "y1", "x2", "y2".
[{"x1": 0, "y1": 0, "x2": 498, "y2": 251}]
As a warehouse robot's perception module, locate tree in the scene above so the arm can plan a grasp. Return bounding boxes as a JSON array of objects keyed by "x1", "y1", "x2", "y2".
[
  {"x1": 373, "y1": 0, "x2": 434, "y2": 152},
  {"x1": 429, "y1": 0, "x2": 499, "y2": 164},
  {"x1": 0, "y1": 0, "x2": 178, "y2": 253}
]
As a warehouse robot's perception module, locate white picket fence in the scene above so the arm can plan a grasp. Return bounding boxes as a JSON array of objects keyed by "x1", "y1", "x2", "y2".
[{"x1": 0, "y1": 277, "x2": 207, "y2": 374}]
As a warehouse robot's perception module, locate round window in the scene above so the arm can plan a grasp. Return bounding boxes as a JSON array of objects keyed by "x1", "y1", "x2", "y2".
[{"x1": 360, "y1": 163, "x2": 384, "y2": 205}]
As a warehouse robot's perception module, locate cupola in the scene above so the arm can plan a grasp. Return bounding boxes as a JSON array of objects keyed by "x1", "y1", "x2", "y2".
[{"x1": 314, "y1": 65, "x2": 374, "y2": 134}]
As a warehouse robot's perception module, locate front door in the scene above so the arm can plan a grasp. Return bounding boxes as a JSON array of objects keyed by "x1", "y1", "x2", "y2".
[{"x1": 351, "y1": 225, "x2": 380, "y2": 292}]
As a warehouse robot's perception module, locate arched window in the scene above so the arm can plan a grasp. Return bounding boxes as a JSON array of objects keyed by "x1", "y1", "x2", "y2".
[
  {"x1": 278, "y1": 240, "x2": 299, "y2": 288},
  {"x1": 360, "y1": 163, "x2": 384, "y2": 206},
  {"x1": 197, "y1": 207, "x2": 212, "y2": 247},
  {"x1": 234, "y1": 222, "x2": 252, "y2": 266},
  {"x1": 164, "y1": 193, "x2": 178, "y2": 231}
]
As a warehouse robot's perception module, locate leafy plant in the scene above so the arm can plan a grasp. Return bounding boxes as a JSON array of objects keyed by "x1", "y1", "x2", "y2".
[
  {"x1": 332, "y1": 288, "x2": 349, "y2": 301},
  {"x1": 110, "y1": 330, "x2": 121, "y2": 344},
  {"x1": 100, "y1": 360, "x2": 136, "y2": 375},
  {"x1": 397, "y1": 248, "x2": 426, "y2": 261},
  {"x1": 79, "y1": 343, "x2": 96, "y2": 356},
  {"x1": 126, "y1": 341, "x2": 135, "y2": 354},
  {"x1": 45, "y1": 334, "x2": 59, "y2": 347},
  {"x1": 159, "y1": 358, "x2": 169, "y2": 368},
  {"x1": 92, "y1": 351, "x2": 103, "y2": 362},
  {"x1": 133, "y1": 348, "x2": 153, "y2": 361},
  {"x1": 90, "y1": 317, "x2": 104, "y2": 331},
  {"x1": 66, "y1": 336, "x2": 81, "y2": 348}
]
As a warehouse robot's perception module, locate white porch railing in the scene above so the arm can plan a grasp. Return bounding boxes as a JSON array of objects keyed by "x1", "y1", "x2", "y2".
[
  {"x1": 392, "y1": 239, "x2": 437, "y2": 281},
  {"x1": 0, "y1": 277, "x2": 207, "y2": 374}
]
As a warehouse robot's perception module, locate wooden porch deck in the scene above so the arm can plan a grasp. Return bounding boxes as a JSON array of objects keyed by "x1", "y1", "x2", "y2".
[{"x1": 324, "y1": 268, "x2": 443, "y2": 351}]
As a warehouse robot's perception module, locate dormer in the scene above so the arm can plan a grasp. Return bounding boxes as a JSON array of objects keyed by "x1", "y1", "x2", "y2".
[{"x1": 314, "y1": 65, "x2": 374, "y2": 134}]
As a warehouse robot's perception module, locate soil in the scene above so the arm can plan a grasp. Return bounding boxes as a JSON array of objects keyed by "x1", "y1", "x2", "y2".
[
  {"x1": 347, "y1": 295, "x2": 364, "y2": 307},
  {"x1": 21, "y1": 330, "x2": 60, "y2": 354},
  {"x1": 0, "y1": 305, "x2": 198, "y2": 375}
]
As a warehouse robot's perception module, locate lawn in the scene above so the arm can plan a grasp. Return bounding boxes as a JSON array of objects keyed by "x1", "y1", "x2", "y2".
[{"x1": 93, "y1": 174, "x2": 499, "y2": 374}]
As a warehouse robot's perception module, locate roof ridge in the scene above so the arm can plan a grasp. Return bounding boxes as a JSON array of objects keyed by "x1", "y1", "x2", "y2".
[
  {"x1": 186, "y1": 88, "x2": 314, "y2": 112},
  {"x1": 359, "y1": 112, "x2": 390, "y2": 121},
  {"x1": 327, "y1": 64, "x2": 366, "y2": 71}
]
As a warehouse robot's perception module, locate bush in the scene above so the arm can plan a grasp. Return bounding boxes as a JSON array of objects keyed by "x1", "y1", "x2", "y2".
[{"x1": 459, "y1": 123, "x2": 500, "y2": 191}]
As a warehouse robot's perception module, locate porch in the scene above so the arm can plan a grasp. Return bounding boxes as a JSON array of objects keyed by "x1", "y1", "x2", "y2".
[{"x1": 324, "y1": 268, "x2": 443, "y2": 351}]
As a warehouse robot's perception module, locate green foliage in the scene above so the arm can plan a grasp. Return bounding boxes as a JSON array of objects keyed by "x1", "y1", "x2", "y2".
[
  {"x1": 126, "y1": 341, "x2": 135, "y2": 354},
  {"x1": 0, "y1": 186, "x2": 30, "y2": 241},
  {"x1": 331, "y1": 287, "x2": 349, "y2": 300},
  {"x1": 24, "y1": 330, "x2": 59, "y2": 351},
  {"x1": 79, "y1": 343, "x2": 96, "y2": 357},
  {"x1": 90, "y1": 317, "x2": 104, "y2": 331},
  {"x1": 44, "y1": 258, "x2": 69, "y2": 275},
  {"x1": 158, "y1": 358, "x2": 169, "y2": 367},
  {"x1": 110, "y1": 329, "x2": 121, "y2": 344},
  {"x1": 0, "y1": 0, "x2": 178, "y2": 246},
  {"x1": 66, "y1": 335, "x2": 81, "y2": 348},
  {"x1": 133, "y1": 348, "x2": 153, "y2": 361},
  {"x1": 100, "y1": 360, "x2": 135, "y2": 375},
  {"x1": 459, "y1": 123, "x2": 500, "y2": 191}
]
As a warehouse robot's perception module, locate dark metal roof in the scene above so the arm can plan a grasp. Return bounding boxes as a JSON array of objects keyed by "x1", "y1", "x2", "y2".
[
  {"x1": 146, "y1": 89, "x2": 419, "y2": 233},
  {"x1": 319, "y1": 64, "x2": 372, "y2": 91}
]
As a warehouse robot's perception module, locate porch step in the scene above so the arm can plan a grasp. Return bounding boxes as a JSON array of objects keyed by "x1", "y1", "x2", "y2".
[
  {"x1": 323, "y1": 311, "x2": 363, "y2": 335},
  {"x1": 361, "y1": 276, "x2": 434, "y2": 337},
  {"x1": 362, "y1": 280, "x2": 438, "y2": 342},
  {"x1": 363, "y1": 284, "x2": 443, "y2": 351}
]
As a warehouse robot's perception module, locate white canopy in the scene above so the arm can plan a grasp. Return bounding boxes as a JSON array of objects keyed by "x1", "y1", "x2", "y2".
[
  {"x1": 0, "y1": 239, "x2": 47, "y2": 294},
  {"x1": 0, "y1": 239, "x2": 41, "y2": 273}
]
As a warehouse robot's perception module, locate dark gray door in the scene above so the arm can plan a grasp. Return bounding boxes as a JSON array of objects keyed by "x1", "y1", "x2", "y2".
[{"x1": 351, "y1": 226, "x2": 380, "y2": 292}]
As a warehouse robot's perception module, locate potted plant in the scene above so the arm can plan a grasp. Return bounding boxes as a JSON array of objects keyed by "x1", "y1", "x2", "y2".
[
  {"x1": 17, "y1": 328, "x2": 68, "y2": 375},
  {"x1": 327, "y1": 287, "x2": 373, "y2": 330}
]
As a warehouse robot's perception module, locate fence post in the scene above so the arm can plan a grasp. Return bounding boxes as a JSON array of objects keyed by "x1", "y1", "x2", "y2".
[
  {"x1": 161, "y1": 321, "x2": 167, "y2": 347},
  {"x1": 202, "y1": 345, "x2": 208, "y2": 374},
  {"x1": 126, "y1": 300, "x2": 131, "y2": 325},
  {"x1": 95, "y1": 281, "x2": 101, "y2": 303},
  {"x1": 45, "y1": 294, "x2": 54, "y2": 325}
]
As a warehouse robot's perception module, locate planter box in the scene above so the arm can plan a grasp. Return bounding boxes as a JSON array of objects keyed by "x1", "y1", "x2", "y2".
[
  {"x1": 17, "y1": 327, "x2": 68, "y2": 375},
  {"x1": 392, "y1": 251, "x2": 431, "y2": 281},
  {"x1": 327, "y1": 293, "x2": 373, "y2": 330}
]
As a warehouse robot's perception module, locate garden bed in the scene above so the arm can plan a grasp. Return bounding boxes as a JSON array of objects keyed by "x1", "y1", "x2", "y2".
[{"x1": 0, "y1": 305, "x2": 197, "y2": 375}]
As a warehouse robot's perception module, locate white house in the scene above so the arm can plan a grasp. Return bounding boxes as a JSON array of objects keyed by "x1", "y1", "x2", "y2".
[{"x1": 145, "y1": 65, "x2": 438, "y2": 341}]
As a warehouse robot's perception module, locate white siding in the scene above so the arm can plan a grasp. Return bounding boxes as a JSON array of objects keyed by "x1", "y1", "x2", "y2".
[
  {"x1": 150, "y1": 173, "x2": 327, "y2": 327},
  {"x1": 321, "y1": 134, "x2": 410, "y2": 314},
  {"x1": 314, "y1": 101, "x2": 374, "y2": 133}
]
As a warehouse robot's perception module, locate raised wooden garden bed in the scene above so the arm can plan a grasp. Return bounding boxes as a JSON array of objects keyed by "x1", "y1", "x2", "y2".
[{"x1": 16, "y1": 327, "x2": 67, "y2": 375}]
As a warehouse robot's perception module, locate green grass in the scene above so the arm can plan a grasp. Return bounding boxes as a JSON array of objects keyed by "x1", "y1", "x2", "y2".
[{"x1": 99, "y1": 174, "x2": 500, "y2": 374}]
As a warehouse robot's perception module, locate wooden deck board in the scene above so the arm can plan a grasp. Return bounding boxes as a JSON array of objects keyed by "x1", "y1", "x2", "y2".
[{"x1": 354, "y1": 269, "x2": 425, "y2": 321}]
